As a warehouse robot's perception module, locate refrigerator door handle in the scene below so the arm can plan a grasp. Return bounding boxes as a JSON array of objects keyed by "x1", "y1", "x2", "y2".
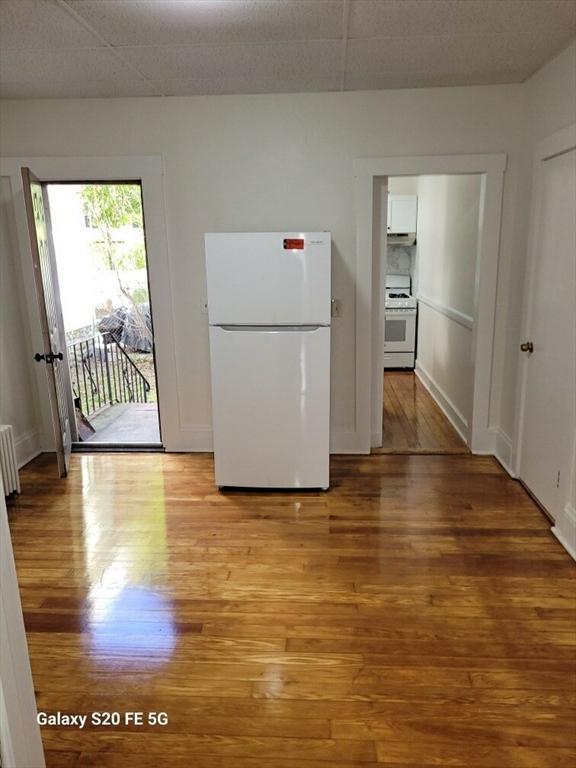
[{"x1": 217, "y1": 325, "x2": 326, "y2": 332}]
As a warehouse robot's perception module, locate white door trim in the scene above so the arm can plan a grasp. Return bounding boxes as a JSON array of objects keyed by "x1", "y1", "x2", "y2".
[
  {"x1": 0, "y1": 156, "x2": 182, "y2": 451},
  {"x1": 0, "y1": 488, "x2": 45, "y2": 768},
  {"x1": 354, "y1": 153, "x2": 506, "y2": 453}
]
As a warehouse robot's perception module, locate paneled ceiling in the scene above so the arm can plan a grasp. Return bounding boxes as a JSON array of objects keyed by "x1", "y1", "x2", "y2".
[{"x1": 1, "y1": 0, "x2": 575, "y2": 99}]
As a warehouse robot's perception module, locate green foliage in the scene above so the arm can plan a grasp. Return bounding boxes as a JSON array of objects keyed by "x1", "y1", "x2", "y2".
[
  {"x1": 114, "y1": 244, "x2": 147, "y2": 271},
  {"x1": 81, "y1": 184, "x2": 142, "y2": 231},
  {"x1": 80, "y1": 184, "x2": 144, "y2": 272},
  {"x1": 131, "y1": 286, "x2": 149, "y2": 304}
]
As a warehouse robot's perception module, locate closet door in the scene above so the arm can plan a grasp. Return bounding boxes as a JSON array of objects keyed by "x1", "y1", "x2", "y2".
[{"x1": 518, "y1": 145, "x2": 575, "y2": 517}]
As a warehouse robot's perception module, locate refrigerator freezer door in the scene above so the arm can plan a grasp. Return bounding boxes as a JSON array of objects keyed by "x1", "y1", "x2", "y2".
[
  {"x1": 205, "y1": 232, "x2": 331, "y2": 325},
  {"x1": 209, "y1": 325, "x2": 330, "y2": 488}
]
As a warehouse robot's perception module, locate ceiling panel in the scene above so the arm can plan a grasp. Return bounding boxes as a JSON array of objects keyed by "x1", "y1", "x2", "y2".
[
  {"x1": 344, "y1": 70, "x2": 528, "y2": 92},
  {"x1": 0, "y1": 0, "x2": 101, "y2": 50},
  {"x1": 158, "y1": 74, "x2": 341, "y2": 97},
  {"x1": 348, "y1": 0, "x2": 576, "y2": 39},
  {"x1": 66, "y1": 0, "x2": 344, "y2": 46},
  {"x1": 346, "y1": 37, "x2": 461, "y2": 76},
  {"x1": 0, "y1": 0, "x2": 573, "y2": 98},
  {"x1": 120, "y1": 40, "x2": 341, "y2": 81},
  {"x1": 0, "y1": 47, "x2": 141, "y2": 86},
  {"x1": 0, "y1": 78, "x2": 158, "y2": 99},
  {"x1": 346, "y1": 32, "x2": 569, "y2": 80}
]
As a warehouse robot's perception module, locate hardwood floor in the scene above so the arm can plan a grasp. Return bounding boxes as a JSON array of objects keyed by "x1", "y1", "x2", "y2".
[
  {"x1": 7, "y1": 452, "x2": 576, "y2": 767},
  {"x1": 376, "y1": 371, "x2": 469, "y2": 454}
]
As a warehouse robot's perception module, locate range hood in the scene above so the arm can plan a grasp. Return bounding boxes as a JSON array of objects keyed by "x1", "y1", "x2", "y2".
[{"x1": 387, "y1": 233, "x2": 417, "y2": 246}]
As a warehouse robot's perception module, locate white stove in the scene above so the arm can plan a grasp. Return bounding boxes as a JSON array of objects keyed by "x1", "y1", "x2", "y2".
[
  {"x1": 384, "y1": 275, "x2": 417, "y2": 368},
  {"x1": 385, "y1": 274, "x2": 417, "y2": 309}
]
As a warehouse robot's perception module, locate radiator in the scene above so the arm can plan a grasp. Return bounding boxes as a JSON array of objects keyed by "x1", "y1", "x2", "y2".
[{"x1": 0, "y1": 425, "x2": 20, "y2": 495}]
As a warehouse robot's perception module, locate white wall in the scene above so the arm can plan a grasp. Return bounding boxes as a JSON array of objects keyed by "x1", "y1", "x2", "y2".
[
  {"x1": 413, "y1": 174, "x2": 482, "y2": 440},
  {"x1": 388, "y1": 177, "x2": 418, "y2": 195},
  {"x1": 0, "y1": 177, "x2": 41, "y2": 466},
  {"x1": 527, "y1": 43, "x2": 576, "y2": 143},
  {"x1": 0, "y1": 84, "x2": 530, "y2": 452},
  {"x1": 415, "y1": 175, "x2": 481, "y2": 318}
]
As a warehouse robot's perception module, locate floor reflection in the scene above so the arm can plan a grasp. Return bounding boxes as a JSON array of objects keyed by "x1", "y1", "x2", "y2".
[
  {"x1": 79, "y1": 455, "x2": 175, "y2": 667},
  {"x1": 87, "y1": 584, "x2": 176, "y2": 665}
]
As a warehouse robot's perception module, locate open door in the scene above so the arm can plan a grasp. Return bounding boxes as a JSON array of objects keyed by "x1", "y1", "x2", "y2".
[{"x1": 21, "y1": 167, "x2": 72, "y2": 477}]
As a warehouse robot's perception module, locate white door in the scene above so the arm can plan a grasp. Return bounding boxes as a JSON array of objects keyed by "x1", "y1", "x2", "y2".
[
  {"x1": 519, "y1": 146, "x2": 576, "y2": 518},
  {"x1": 21, "y1": 168, "x2": 73, "y2": 477},
  {"x1": 209, "y1": 325, "x2": 330, "y2": 488},
  {"x1": 205, "y1": 232, "x2": 331, "y2": 325}
]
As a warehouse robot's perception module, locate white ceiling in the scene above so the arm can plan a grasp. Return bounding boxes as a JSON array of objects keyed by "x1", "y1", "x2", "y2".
[{"x1": 0, "y1": 0, "x2": 575, "y2": 99}]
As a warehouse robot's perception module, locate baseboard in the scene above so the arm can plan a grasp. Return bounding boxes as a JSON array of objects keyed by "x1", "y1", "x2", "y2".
[
  {"x1": 489, "y1": 431, "x2": 575, "y2": 561},
  {"x1": 492, "y1": 427, "x2": 516, "y2": 477},
  {"x1": 552, "y1": 503, "x2": 576, "y2": 562},
  {"x1": 414, "y1": 362, "x2": 469, "y2": 444},
  {"x1": 164, "y1": 427, "x2": 213, "y2": 452},
  {"x1": 14, "y1": 429, "x2": 41, "y2": 469},
  {"x1": 331, "y1": 429, "x2": 368, "y2": 454}
]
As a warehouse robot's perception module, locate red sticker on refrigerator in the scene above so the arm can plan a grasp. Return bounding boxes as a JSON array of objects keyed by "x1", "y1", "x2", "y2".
[{"x1": 283, "y1": 238, "x2": 305, "y2": 250}]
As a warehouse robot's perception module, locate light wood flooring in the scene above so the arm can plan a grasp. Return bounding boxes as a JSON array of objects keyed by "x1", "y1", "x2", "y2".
[
  {"x1": 376, "y1": 371, "x2": 469, "y2": 454},
  {"x1": 7, "y1": 452, "x2": 576, "y2": 768}
]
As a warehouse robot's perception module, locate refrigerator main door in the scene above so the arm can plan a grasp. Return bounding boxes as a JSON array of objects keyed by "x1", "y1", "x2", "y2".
[
  {"x1": 209, "y1": 325, "x2": 330, "y2": 488},
  {"x1": 205, "y1": 232, "x2": 331, "y2": 325}
]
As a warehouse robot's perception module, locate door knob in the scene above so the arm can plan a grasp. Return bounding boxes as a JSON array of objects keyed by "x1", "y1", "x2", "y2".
[
  {"x1": 520, "y1": 341, "x2": 534, "y2": 353},
  {"x1": 34, "y1": 351, "x2": 64, "y2": 364}
]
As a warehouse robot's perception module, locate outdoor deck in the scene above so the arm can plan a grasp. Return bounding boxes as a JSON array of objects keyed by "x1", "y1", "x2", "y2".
[{"x1": 85, "y1": 402, "x2": 161, "y2": 444}]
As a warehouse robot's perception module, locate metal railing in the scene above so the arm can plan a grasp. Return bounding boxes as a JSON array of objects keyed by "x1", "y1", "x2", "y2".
[{"x1": 68, "y1": 333, "x2": 150, "y2": 417}]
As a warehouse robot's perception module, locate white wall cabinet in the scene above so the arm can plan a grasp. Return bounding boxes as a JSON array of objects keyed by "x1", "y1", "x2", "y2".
[{"x1": 387, "y1": 194, "x2": 418, "y2": 234}]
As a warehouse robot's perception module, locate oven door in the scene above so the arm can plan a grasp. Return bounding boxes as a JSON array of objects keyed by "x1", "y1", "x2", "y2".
[{"x1": 384, "y1": 308, "x2": 417, "y2": 353}]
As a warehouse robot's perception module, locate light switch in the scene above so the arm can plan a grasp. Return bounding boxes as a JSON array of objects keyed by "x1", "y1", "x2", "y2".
[{"x1": 331, "y1": 299, "x2": 342, "y2": 318}]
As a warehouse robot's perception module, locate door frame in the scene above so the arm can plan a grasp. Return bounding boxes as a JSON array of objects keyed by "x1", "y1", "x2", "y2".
[
  {"x1": 512, "y1": 123, "x2": 576, "y2": 546},
  {"x1": 354, "y1": 153, "x2": 506, "y2": 454},
  {"x1": 0, "y1": 490, "x2": 45, "y2": 768},
  {"x1": 1, "y1": 156, "x2": 178, "y2": 452}
]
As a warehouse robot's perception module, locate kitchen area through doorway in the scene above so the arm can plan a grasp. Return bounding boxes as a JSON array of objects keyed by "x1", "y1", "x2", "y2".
[{"x1": 376, "y1": 174, "x2": 482, "y2": 455}]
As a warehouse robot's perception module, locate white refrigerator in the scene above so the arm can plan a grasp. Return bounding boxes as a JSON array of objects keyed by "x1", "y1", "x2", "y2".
[{"x1": 205, "y1": 232, "x2": 331, "y2": 489}]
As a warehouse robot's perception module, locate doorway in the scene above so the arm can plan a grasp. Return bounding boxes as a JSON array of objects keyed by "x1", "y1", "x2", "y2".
[
  {"x1": 375, "y1": 173, "x2": 482, "y2": 455},
  {"x1": 1, "y1": 154, "x2": 176, "y2": 465},
  {"x1": 46, "y1": 182, "x2": 162, "y2": 448},
  {"x1": 378, "y1": 372, "x2": 469, "y2": 454},
  {"x1": 354, "y1": 153, "x2": 506, "y2": 455}
]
